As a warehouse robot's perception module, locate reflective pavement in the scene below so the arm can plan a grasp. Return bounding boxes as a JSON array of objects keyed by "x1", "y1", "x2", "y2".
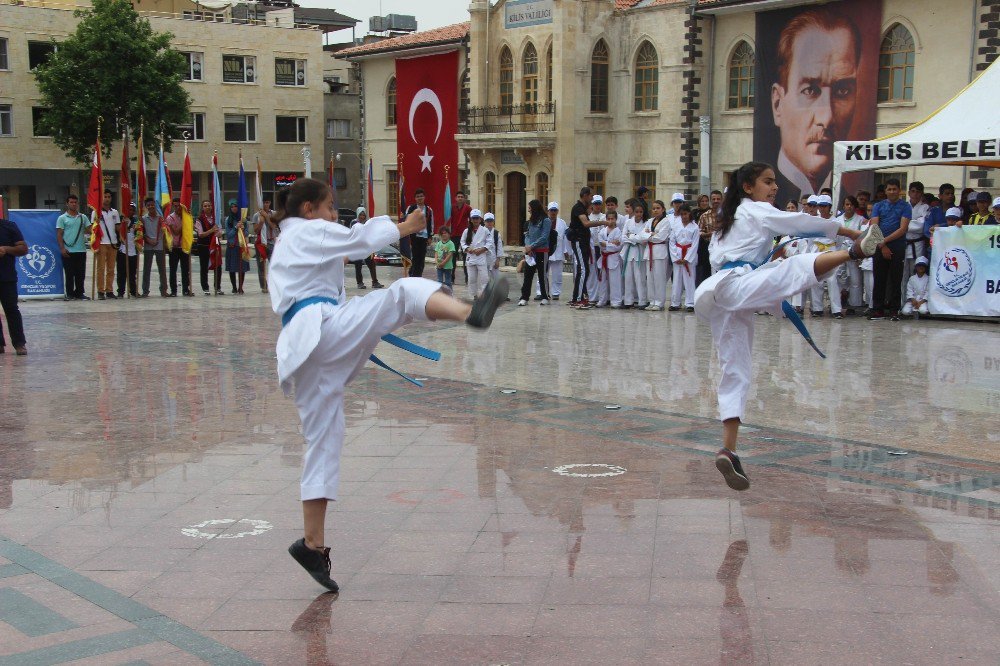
[{"x1": 1, "y1": 274, "x2": 998, "y2": 664}]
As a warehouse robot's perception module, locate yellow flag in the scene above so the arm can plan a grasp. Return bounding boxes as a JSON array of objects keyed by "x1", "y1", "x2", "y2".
[{"x1": 181, "y1": 206, "x2": 194, "y2": 254}]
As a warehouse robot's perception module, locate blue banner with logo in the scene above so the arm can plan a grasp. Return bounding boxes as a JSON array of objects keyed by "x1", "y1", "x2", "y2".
[
  {"x1": 929, "y1": 225, "x2": 1000, "y2": 317},
  {"x1": 10, "y1": 209, "x2": 64, "y2": 298}
]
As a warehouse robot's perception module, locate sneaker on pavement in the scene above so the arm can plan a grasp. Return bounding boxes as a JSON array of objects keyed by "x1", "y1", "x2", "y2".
[
  {"x1": 868, "y1": 310, "x2": 885, "y2": 321},
  {"x1": 288, "y1": 538, "x2": 339, "y2": 592},
  {"x1": 539, "y1": 298, "x2": 549, "y2": 305},
  {"x1": 467, "y1": 275, "x2": 510, "y2": 329},
  {"x1": 518, "y1": 299, "x2": 527, "y2": 306},
  {"x1": 533, "y1": 295, "x2": 544, "y2": 301},
  {"x1": 715, "y1": 448, "x2": 750, "y2": 491}
]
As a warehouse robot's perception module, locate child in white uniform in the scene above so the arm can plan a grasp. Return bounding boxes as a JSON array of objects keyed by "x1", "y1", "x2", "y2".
[
  {"x1": 461, "y1": 209, "x2": 490, "y2": 298},
  {"x1": 268, "y1": 178, "x2": 508, "y2": 591},
  {"x1": 621, "y1": 199, "x2": 650, "y2": 308},
  {"x1": 807, "y1": 195, "x2": 842, "y2": 318},
  {"x1": 902, "y1": 256, "x2": 930, "y2": 316},
  {"x1": 644, "y1": 200, "x2": 671, "y2": 311},
  {"x1": 836, "y1": 196, "x2": 866, "y2": 314},
  {"x1": 669, "y1": 204, "x2": 699, "y2": 311},
  {"x1": 597, "y1": 212, "x2": 624, "y2": 307},
  {"x1": 484, "y1": 213, "x2": 505, "y2": 280},
  {"x1": 694, "y1": 162, "x2": 882, "y2": 491},
  {"x1": 587, "y1": 195, "x2": 606, "y2": 302}
]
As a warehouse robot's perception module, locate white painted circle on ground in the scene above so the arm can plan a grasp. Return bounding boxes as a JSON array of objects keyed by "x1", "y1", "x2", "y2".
[
  {"x1": 181, "y1": 518, "x2": 273, "y2": 540},
  {"x1": 552, "y1": 464, "x2": 627, "y2": 478}
]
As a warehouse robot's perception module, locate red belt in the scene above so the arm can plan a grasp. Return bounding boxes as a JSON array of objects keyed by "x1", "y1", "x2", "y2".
[
  {"x1": 677, "y1": 243, "x2": 692, "y2": 275},
  {"x1": 601, "y1": 250, "x2": 617, "y2": 274}
]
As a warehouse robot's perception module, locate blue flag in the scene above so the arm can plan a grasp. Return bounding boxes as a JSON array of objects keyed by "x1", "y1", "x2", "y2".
[{"x1": 154, "y1": 148, "x2": 168, "y2": 216}]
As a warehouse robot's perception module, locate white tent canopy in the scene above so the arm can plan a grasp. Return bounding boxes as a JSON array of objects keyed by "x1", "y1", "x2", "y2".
[{"x1": 833, "y1": 60, "x2": 1000, "y2": 199}]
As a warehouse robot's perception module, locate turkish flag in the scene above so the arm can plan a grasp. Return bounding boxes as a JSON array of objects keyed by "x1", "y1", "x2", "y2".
[{"x1": 395, "y1": 51, "x2": 459, "y2": 230}]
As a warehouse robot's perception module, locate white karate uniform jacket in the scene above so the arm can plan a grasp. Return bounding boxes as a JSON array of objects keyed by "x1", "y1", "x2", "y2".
[
  {"x1": 669, "y1": 219, "x2": 700, "y2": 266},
  {"x1": 905, "y1": 273, "x2": 929, "y2": 302},
  {"x1": 620, "y1": 217, "x2": 650, "y2": 262},
  {"x1": 598, "y1": 225, "x2": 623, "y2": 270},
  {"x1": 646, "y1": 215, "x2": 672, "y2": 261},
  {"x1": 551, "y1": 217, "x2": 570, "y2": 261}
]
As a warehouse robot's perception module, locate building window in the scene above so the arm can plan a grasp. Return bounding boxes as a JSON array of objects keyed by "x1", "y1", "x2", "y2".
[
  {"x1": 484, "y1": 172, "x2": 496, "y2": 216},
  {"x1": 590, "y1": 40, "x2": 609, "y2": 113},
  {"x1": 0, "y1": 105, "x2": 12, "y2": 136},
  {"x1": 587, "y1": 170, "x2": 606, "y2": 197},
  {"x1": 326, "y1": 119, "x2": 350, "y2": 139},
  {"x1": 631, "y1": 170, "x2": 656, "y2": 202},
  {"x1": 498, "y1": 46, "x2": 513, "y2": 112},
  {"x1": 333, "y1": 167, "x2": 347, "y2": 190},
  {"x1": 386, "y1": 77, "x2": 396, "y2": 126},
  {"x1": 545, "y1": 44, "x2": 553, "y2": 105},
  {"x1": 878, "y1": 24, "x2": 915, "y2": 103},
  {"x1": 0, "y1": 38, "x2": 8, "y2": 70},
  {"x1": 183, "y1": 52, "x2": 203, "y2": 81},
  {"x1": 275, "y1": 58, "x2": 306, "y2": 87},
  {"x1": 31, "y1": 107, "x2": 50, "y2": 137},
  {"x1": 28, "y1": 41, "x2": 56, "y2": 70},
  {"x1": 176, "y1": 112, "x2": 205, "y2": 141},
  {"x1": 276, "y1": 116, "x2": 307, "y2": 143},
  {"x1": 727, "y1": 41, "x2": 755, "y2": 109},
  {"x1": 222, "y1": 54, "x2": 256, "y2": 83},
  {"x1": 224, "y1": 113, "x2": 257, "y2": 142},
  {"x1": 522, "y1": 43, "x2": 538, "y2": 109},
  {"x1": 536, "y1": 172, "x2": 549, "y2": 204},
  {"x1": 460, "y1": 69, "x2": 470, "y2": 115},
  {"x1": 634, "y1": 41, "x2": 658, "y2": 112},
  {"x1": 387, "y1": 169, "x2": 399, "y2": 218}
]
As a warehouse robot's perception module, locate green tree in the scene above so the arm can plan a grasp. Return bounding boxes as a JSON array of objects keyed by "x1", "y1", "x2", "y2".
[{"x1": 33, "y1": 0, "x2": 189, "y2": 163}]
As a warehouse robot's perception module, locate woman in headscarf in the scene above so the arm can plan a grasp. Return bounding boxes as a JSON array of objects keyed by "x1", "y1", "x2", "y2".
[
  {"x1": 195, "y1": 200, "x2": 224, "y2": 295},
  {"x1": 224, "y1": 199, "x2": 250, "y2": 294}
]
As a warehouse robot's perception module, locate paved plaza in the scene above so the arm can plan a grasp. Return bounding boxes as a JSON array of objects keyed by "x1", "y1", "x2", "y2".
[{"x1": 1, "y1": 274, "x2": 998, "y2": 665}]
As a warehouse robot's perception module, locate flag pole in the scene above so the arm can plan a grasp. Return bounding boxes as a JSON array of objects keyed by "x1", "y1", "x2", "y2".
[
  {"x1": 183, "y1": 131, "x2": 193, "y2": 295},
  {"x1": 122, "y1": 127, "x2": 131, "y2": 298},
  {"x1": 91, "y1": 116, "x2": 102, "y2": 302}
]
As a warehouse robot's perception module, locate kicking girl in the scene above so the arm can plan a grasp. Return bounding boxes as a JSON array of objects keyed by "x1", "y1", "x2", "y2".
[
  {"x1": 268, "y1": 178, "x2": 508, "y2": 590},
  {"x1": 694, "y1": 162, "x2": 883, "y2": 491}
]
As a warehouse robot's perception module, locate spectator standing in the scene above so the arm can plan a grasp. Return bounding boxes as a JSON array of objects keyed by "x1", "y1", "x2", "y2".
[
  {"x1": 56, "y1": 194, "x2": 91, "y2": 300},
  {"x1": 518, "y1": 199, "x2": 551, "y2": 306},
  {"x1": 253, "y1": 197, "x2": 275, "y2": 293},
  {"x1": 836, "y1": 196, "x2": 866, "y2": 314},
  {"x1": 350, "y1": 208, "x2": 383, "y2": 289},
  {"x1": 938, "y1": 183, "x2": 957, "y2": 211},
  {"x1": 140, "y1": 198, "x2": 167, "y2": 297},
  {"x1": 808, "y1": 195, "x2": 842, "y2": 318},
  {"x1": 434, "y1": 228, "x2": 455, "y2": 288},
  {"x1": 484, "y1": 213, "x2": 505, "y2": 281},
  {"x1": 868, "y1": 178, "x2": 911, "y2": 320},
  {"x1": 448, "y1": 191, "x2": 472, "y2": 284},
  {"x1": 224, "y1": 199, "x2": 248, "y2": 294},
  {"x1": 621, "y1": 199, "x2": 650, "y2": 309},
  {"x1": 992, "y1": 197, "x2": 1000, "y2": 225},
  {"x1": 166, "y1": 197, "x2": 194, "y2": 297},
  {"x1": 969, "y1": 192, "x2": 997, "y2": 225},
  {"x1": 95, "y1": 189, "x2": 120, "y2": 300},
  {"x1": 405, "y1": 189, "x2": 434, "y2": 278},
  {"x1": 541, "y1": 202, "x2": 568, "y2": 300},
  {"x1": 901, "y1": 182, "x2": 929, "y2": 292},
  {"x1": 586, "y1": 195, "x2": 606, "y2": 302},
  {"x1": 195, "y1": 200, "x2": 223, "y2": 295},
  {"x1": 0, "y1": 215, "x2": 28, "y2": 354},
  {"x1": 668, "y1": 204, "x2": 699, "y2": 312},
  {"x1": 115, "y1": 205, "x2": 139, "y2": 298},
  {"x1": 645, "y1": 199, "x2": 671, "y2": 311},
  {"x1": 697, "y1": 191, "x2": 722, "y2": 286},
  {"x1": 462, "y1": 210, "x2": 491, "y2": 298},
  {"x1": 568, "y1": 187, "x2": 600, "y2": 307},
  {"x1": 960, "y1": 188, "x2": 976, "y2": 221}
]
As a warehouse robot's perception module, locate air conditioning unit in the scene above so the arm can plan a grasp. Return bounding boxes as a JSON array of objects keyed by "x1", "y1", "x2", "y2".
[
  {"x1": 384, "y1": 14, "x2": 417, "y2": 32},
  {"x1": 369, "y1": 16, "x2": 386, "y2": 32}
]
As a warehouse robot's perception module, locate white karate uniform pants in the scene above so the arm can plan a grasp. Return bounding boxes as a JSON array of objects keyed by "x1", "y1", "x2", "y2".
[
  {"x1": 646, "y1": 258, "x2": 669, "y2": 307},
  {"x1": 902, "y1": 301, "x2": 928, "y2": 315},
  {"x1": 862, "y1": 270, "x2": 874, "y2": 308},
  {"x1": 540, "y1": 259, "x2": 564, "y2": 297},
  {"x1": 809, "y1": 274, "x2": 842, "y2": 314},
  {"x1": 845, "y1": 262, "x2": 864, "y2": 308},
  {"x1": 467, "y1": 264, "x2": 488, "y2": 299},
  {"x1": 709, "y1": 254, "x2": 823, "y2": 422},
  {"x1": 671, "y1": 263, "x2": 696, "y2": 308},
  {"x1": 624, "y1": 261, "x2": 647, "y2": 306},
  {"x1": 292, "y1": 278, "x2": 442, "y2": 501},
  {"x1": 586, "y1": 247, "x2": 599, "y2": 300}
]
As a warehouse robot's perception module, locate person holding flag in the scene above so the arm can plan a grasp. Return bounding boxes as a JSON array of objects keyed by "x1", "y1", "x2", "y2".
[
  {"x1": 224, "y1": 199, "x2": 249, "y2": 294},
  {"x1": 165, "y1": 196, "x2": 193, "y2": 297},
  {"x1": 252, "y1": 157, "x2": 274, "y2": 294},
  {"x1": 195, "y1": 199, "x2": 223, "y2": 295}
]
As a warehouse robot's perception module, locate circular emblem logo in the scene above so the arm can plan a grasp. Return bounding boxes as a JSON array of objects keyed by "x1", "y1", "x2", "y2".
[
  {"x1": 935, "y1": 247, "x2": 975, "y2": 297},
  {"x1": 17, "y1": 244, "x2": 56, "y2": 281}
]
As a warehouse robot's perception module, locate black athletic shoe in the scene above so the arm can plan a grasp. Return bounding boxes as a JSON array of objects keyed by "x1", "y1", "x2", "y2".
[
  {"x1": 868, "y1": 310, "x2": 885, "y2": 321},
  {"x1": 466, "y1": 275, "x2": 509, "y2": 329},
  {"x1": 833, "y1": 312, "x2": 844, "y2": 320},
  {"x1": 686, "y1": 307, "x2": 695, "y2": 313},
  {"x1": 715, "y1": 448, "x2": 750, "y2": 491},
  {"x1": 288, "y1": 538, "x2": 339, "y2": 592},
  {"x1": 811, "y1": 311, "x2": 823, "y2": 318},
  {"x1": 357, "y1": 283, "x2": 367, "y2": 290},
  {"x1": 372, "y1": 282, "x2": 385, "y2": 289},
  {"x1": 106, "y1": 292, "x2": 118, "y2": 299},
  {"x1": 533, "y1": 295, "x2": 544, "y2": 301},
  {"x1": 890, "y1": 311, "x2": 900, "y2": 321}
]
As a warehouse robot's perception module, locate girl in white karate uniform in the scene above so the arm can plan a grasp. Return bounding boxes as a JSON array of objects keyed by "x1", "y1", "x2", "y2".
[
  {"x1": 694, "y1": 162, "x2": 883, "y2": 491},
  {"x1": 644, "y1": 200, "x2": 671, "y2": 311},
  {"x1": 484, "y1": 213, "x2": 505, "y2": 280},
  {"x1": 669, "y1": 204, "x2": 700, "y2": 310},
  {"x1": 620, "y1": 199, "x2": 650, "y2": 308},
  {"x1": 597, "y1": 212, "x2": 624, "y2": 307},
  {"x1": 461, "y1": 210, "x2": 490, "y2": 298},
  {"x1": 835, "y1": 196, "x2": 867, "y2": 313},
  {"x1": 268, "y1": 178, "x2": 508, "y2": 591}
]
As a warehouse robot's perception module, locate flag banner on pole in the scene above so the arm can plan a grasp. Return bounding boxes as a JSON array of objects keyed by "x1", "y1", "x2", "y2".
[
  {"x1": 119, "y1": 138, "x2": 131, "y2": 254},
  {"x1": 395, "y1": 50, "x2": 460, "y2": 232},
  {"x1": 367, "y1": 158, "x2": 375, "y2": 216},
  {"x1": 88, "y1": 143, "x2": 103, "y2": 251},
  {"x1": 237, "y1": 155, "x2": 251, "y2": 262},
  {"x1": 254, "y1": 156, "x2": 267, "y2": 260},
  {"x1": 209, "y1": 153, "x2": 223, "y2": 270},
  {"x1": 155, "y1": 148, "x2": 173, "y2": 251},
  {"x1": 135, "y1": 134, "x2": 147, "y2": 251},
  {"x1": 328, "y1": 156, "x2": 338, "y2": 208},
  {"x1": 255, "y1": 157, "x2": 264, "y2": 211},
  {"x1": 180, "y1": 147, "x2": 194, "y2": 254}
]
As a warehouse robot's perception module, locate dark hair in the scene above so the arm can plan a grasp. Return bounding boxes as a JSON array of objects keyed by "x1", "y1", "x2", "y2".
[
  {"x1": 652, "y1": 200, "x2": 667, "y2": 221},
  {"x1": 273, "y1": 177, "x2": 331, "y2": 225},
  {"x1": 66, "y1": 194, "x2": 78, "y2": 202},
  {"x1": 528, "y1": 199, "x2": 545, "y2": 223},
  {"x1": 636, "y1": 186, "x2": 649, "y2": 197},
  {"x1": 143, "y1": 197, "x2": 154, "y2": 204},
  {"x1": 579, "y1": 186, "x2": 592, "y2": 197},
  {"x1": 606, "y1": 211, "x2": 617, "y2": 219},
  {"x1": 843, "y1": 195, "x2": 859, "y2": 209},
  {"x1": 173, "y1": 197, "x2": 181, "y2": 203},
  {"x1": 718, "y1": 162, "x2": 772, "y2": 240},
  {"x1": 606, "y1": 196, "x2": 618, "y2": 205},
  {"x1": 679, "y1": 204, "x2": 693, "y2": 216},
  {"x1": 857, "y1": 190, "x2": 872, "y2": 198},
  {"x1": 939, "y1": 183, "x2": 955, "y2": 194},
  {"x1": 777, "y1": 9, "x2": 861, "y2": 90},
  {"x1": 104, "y1": 189, "x2": 113, "y2": 196},
  {"x1": 440, "y1": 227, "x2": 451, "y2": 235},
  {"x1": 884, "y1": 178, "x2": 901, "y2": 189},
  {"x1": 909, "y1": 181, "x2": 924, "y2": 193},
  {"x1": 711, "y1": 190, "x2": 723, "y2": 197},
  {"x1": 820, "y1": 187, "x2": 833, "y2": 196},
  {"x1": 632, "y1": 199, "x2": 648, "y2": 222},
  {"x1": 624, "y1": 197, "x2": 639, "y2": 208},
  {"x1": 414, "y1": 188, "x2": 425, "y2": 196},
  {"x1": 456, "y1": 190, "x2": 465, "y2": 197}
]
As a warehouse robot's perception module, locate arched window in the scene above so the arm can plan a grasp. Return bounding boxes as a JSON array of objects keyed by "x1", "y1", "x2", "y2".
[
  {"x1": 536, "y1": 172, "x2": 549, "y2": 205},
  {"x1": 879, "y1": 24, "x2": 915, "y2": 102},
  {"x1": 460, "y1": 69, "x2": 470, "y2": 115},
  {"x1": 499, "y1": 46, "x2": 513, "y2": 112},
  {"x1": 727, "y1": 41, "x2": 755, "y2": 109},
  {"x1": 523, "y1": 43, "x2": 539, "y2": 110},
  {"x1": 386, "y1": 77, "x2": 396, "y2": 126},
  {"x1": 590, "y1": 40, "x2": 609, "y2": 113},
  {"x1": 545, "y1": 44, "x2": 553, "y2": 105},
  {"x1": 484, "y1": 172, "x2": 496, "y2": 216},
  {"x1": 634, "y1": 41, "x2": 658, "y2": 112}
]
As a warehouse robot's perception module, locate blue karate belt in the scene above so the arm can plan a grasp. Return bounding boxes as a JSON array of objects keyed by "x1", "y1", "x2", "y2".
[
  {"x1": 281, "y1": 295, "x2": 441, "y2": 387},
  {"x1": 722, "y1": 235, "x2": 827, "y2": 359}
]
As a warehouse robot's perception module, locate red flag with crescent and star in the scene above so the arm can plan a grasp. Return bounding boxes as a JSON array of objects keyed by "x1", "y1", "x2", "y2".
[{"x1": 395, "y1": 51, "x2": 459, "y2": 228}]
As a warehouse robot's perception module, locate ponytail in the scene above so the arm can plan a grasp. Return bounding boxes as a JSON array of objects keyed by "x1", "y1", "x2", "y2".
[
  {"x1": 271, "y1": 178, "x2": 331, "y2": 226},
  {"x1": 717, "y1": 161, "x2": 771, "y2": 240}
]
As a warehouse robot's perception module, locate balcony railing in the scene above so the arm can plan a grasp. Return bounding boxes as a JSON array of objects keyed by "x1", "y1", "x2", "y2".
[{"x1": 459, "y1": 103, "x2": 556, "y2": 134}]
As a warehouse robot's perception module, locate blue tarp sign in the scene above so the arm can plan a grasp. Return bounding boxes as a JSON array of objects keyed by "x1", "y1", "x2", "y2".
[{"x1": 10, "y1": 209, "x2": 65, "y2": 298}]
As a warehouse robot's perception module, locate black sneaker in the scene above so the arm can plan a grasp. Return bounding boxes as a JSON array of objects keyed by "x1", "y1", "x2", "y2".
[
  {"x1": 833, "y1": 312, "x2": 844, "y2": 320},
  {"x1": 106, "y1": 292, "x2": 118, "y2": 299},
  {"x1": 868, "y1": 310, "x2": 885, "y2": 321},
  {"x1": 467, "y1": 275, "x2": 509, "y2": 329},
  {"x1": 890, "y1": 311, "x2": 900, "y2": 321},
  {"x1": 811, "y1": 311, "x2": 823, "y2": 318},
  {"x1": 372, "y1": 282, "x2": 385, "y2": 289},
  {"x1": 533, "y1": 295, "x2": 544, "y2": 301},
  {"x1": 686, "y1": 307, "x2": 695, "y2": 313},
  {"x1": 357, "y1": 283, "x2": 367, "y2": 290},
  {"x1": 715, "y1": 448, "x2": 750, "y2": 491},
  {"x1": 98, "y1": 293, "x2": 106, "y2": 300},
  {"x1": 552, "y1": 295, "x2": 560, "y2": 301},
  {"x1": 288, "y1": 539, "x2": 339, "y2": 592}
]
